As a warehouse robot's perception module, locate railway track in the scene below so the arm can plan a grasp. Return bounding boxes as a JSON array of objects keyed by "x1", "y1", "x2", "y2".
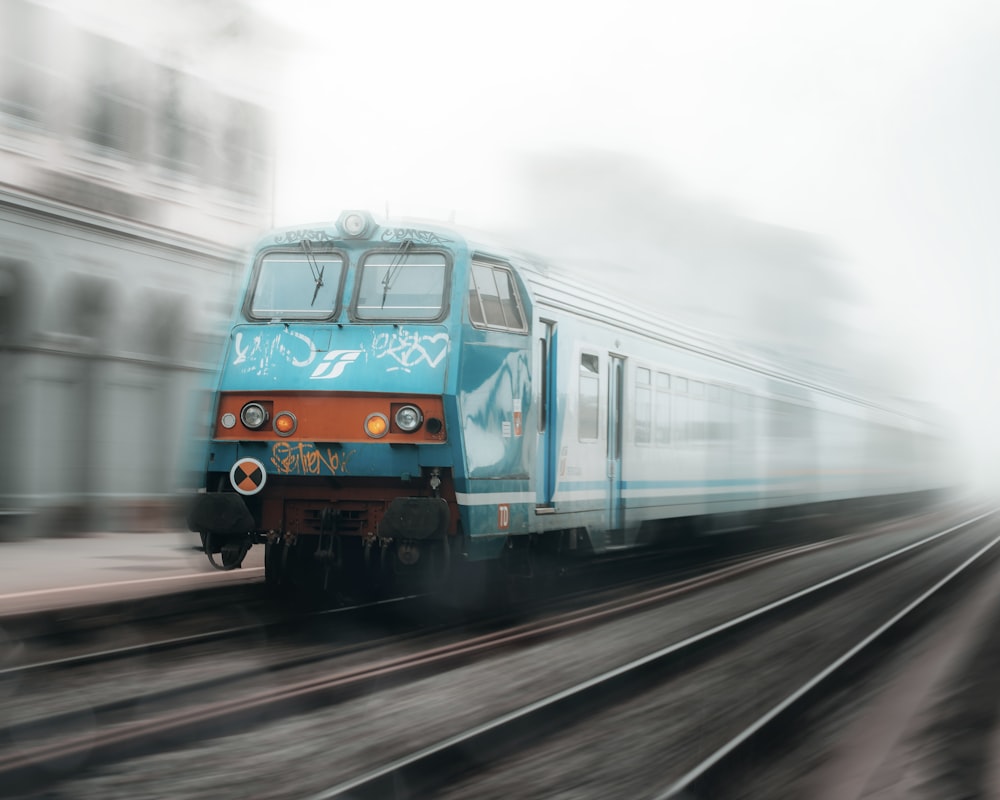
[
  {"x1": 656, "y1": 514, "x2": 1000, "y2": 799},
  {"x1": 309, "y1": 509, "x2": 999, "y2": 799},
  {"x1": 2, "y1": 497, "x2": 952, "y2": 675},
  {"x1": 1, "y1": 505, "x2": 988, "y2": 797},
  {"x1": 0, "y1": 531, "x2": 856, "y2": 794},
  {"x1": 0, "y1": 591, "x2": 422, "y2": 677}
]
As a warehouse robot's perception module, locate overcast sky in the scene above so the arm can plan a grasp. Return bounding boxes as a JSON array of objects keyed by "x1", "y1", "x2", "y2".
[{"x1": 260, "y1": 0, "x2": 1000, "y2": 488}]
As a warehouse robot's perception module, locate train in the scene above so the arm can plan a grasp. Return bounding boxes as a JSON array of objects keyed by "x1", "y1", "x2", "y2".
[{"x1": 187, "y1": 209, "x2": 947, "y2": 595}]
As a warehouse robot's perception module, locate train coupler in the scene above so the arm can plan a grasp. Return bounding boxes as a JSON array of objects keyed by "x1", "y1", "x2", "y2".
[{"x1": 202, "y1": 531, "x2": 252, "y2": 571}]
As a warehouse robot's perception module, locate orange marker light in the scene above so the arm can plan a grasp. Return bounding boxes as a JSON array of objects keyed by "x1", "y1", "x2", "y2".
[
  {"x1": 274, "y1": 412, "x2": 297, "y2": 436},
  {"x1": 364, "y1": 413, "x2": 389, "y2": 438}
]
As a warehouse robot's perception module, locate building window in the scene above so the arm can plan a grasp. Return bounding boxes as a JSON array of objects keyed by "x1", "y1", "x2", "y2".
[
  {"x1": 0, "y1": 0, "x2": 49, "y2": 124},
  {"x1": 221, "y1": 98, "x2": 270, "y2": 198},
  {"x1": 77, "y1": 33, "x2": 143, "y2": 157},
  {"x1": 155, "y1": 67, "x2": 210, "y2": 177}
]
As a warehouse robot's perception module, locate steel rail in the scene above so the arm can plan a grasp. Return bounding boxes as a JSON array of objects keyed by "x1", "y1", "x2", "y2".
[
  {"x1": 0, "y1": 516, "x2": 911, "y2": 795},
  {"x1": 0, "y1": 592, "x2": 416, "y2": 677},
  {"x1": 652, "y1": 519, "x2": 1000, "y2": 799},
  {"x1": 303, "y1": 509, "x2": 995, "y2": 800}
]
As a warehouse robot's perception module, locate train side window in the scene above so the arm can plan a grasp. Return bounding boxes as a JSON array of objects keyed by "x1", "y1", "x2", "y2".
[
  {"x1": 713, "y1": 386, "x2": 732, "y2": 440},
  {"x1": 469, "y1": 260, "x2": 527, "y2": 333},
  {"x1": 578, "y1": 353, "x2": 600, "y2": 441},
  {"x1": 689, "y1": 391, "x2": 706, "y2": 441},
  {"x1": 655, "y1": 371, "x2": 671, "y2": 445},
  {"x1": 468, "y1": 291, "x2": 485, "y2": 325},
  {"x1": 735, "y1": 391, "x2": 755, "y2": 442},
  {"x1": 674, "y1": 391, "x2": 690, "y2": 443},
  {"x1": 635, "y1": 367, "x2": 651, "y2": 444}
]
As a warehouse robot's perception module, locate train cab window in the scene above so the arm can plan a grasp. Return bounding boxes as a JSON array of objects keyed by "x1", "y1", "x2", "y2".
[
  {"x1": 248, "y1": 251, "x2": 345, "y2": 320},
  {"x1": 578, "y1": 353, "x2": 600, "y2": 440},
  {"x1": 469, "y1": 261, "x2": 527, "y2": 333},
  {"x1": 355, "y1": 251, "x2": 449, "y2": 321}
]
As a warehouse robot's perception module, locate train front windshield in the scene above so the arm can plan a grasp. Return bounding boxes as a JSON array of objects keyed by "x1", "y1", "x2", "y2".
[
  {"x1": 354, "y1": 251, "x2": 449, "y2": 320},
  {"x1": 249, "y1": 252, "x2": 345, "y2": 319}
]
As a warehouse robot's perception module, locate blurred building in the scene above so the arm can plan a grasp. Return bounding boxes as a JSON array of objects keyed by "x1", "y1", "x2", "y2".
[{"x1": 0, "y1": 0, "x2": 285, "y2": 536}]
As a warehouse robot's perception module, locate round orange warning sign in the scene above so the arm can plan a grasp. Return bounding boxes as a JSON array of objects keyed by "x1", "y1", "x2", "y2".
[{"x1": 229, "y1": 457, "x2": 267, "y2": 496}]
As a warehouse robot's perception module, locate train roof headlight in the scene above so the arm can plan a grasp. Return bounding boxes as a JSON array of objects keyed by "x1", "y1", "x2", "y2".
[
  {"x1": 273, "y1": 411, "x2": 297, "y2": 437},
  {"x1": 394, "y1": 404, "x2": 423, "y2": 432},
  {"x1": 240, "y1": 402, "x2": 268, "y2": 430},
  {"x1": 337, "y1": 210, "x2": 374, "y2": 238},
  {"x1": 364, "y1": 412, "x2": 389, "y2": 438}
]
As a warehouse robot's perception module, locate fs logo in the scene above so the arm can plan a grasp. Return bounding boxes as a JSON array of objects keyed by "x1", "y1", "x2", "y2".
[{"x1": 310, "y1": 350, "x2": 362, "y2": 380}]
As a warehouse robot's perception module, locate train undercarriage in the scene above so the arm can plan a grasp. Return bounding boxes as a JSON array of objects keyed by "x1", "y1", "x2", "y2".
[
  {"x1": 193, "y1": 468, "x2": 500, "y2": 598},
  {"x1": 192, "y1": 476, "x2": 596, "y2": 602}
]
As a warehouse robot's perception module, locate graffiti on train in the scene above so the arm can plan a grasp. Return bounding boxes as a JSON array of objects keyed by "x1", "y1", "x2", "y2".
[
  {"x1": 371, "y1": 329, "x2": 449, "y2": 373},
  {"x1": 231, "y1": 328, "x2": 449, "y2": 378},
  {"x1": 271, "y1": 441, "x2": 356, "y2": 476},
  {"x1": 232, "y1": 330, "x2": 318, "y2": 375}
]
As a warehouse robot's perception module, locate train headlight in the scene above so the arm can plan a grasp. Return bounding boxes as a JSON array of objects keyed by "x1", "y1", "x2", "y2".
[
  {"x1": 240, "y1": 402, "x2": 268, "y2": 430},
  {"x1": 394, "y1": 404, "x2": 423, "y2": 432},
  {"x1": 273, "y1": 411, "x2": 297, "y2": 437},
  {"x1": 364, "y1": 412, "x2": 389, "y2": 438},
  {"x1": 337, "y1": 210, "x2": 374, "y2": 238},
  {"x1": 220, "y1": 412, "x2": 237, "y2": 429}
]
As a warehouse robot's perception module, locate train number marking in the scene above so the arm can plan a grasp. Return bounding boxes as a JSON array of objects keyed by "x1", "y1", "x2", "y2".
[
  {"x1": 310, "y1": 350, "x2": 363, "y2": 380},
  {"x1": 498, "y1": 504, "x2": 510, "y2": 530}
]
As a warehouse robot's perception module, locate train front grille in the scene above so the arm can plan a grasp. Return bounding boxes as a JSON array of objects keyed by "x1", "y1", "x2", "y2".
[{"x1": 283, "y1": 500, "x2": 385, "y2": 537}]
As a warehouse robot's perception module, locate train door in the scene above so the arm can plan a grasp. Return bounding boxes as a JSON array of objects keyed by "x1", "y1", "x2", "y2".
[
  {"x1": 536, "y1": 320, "x2": 557, "y2": 511},
  {"x1": 607, "y1": 355, "x2": 625, "y2": 532}
]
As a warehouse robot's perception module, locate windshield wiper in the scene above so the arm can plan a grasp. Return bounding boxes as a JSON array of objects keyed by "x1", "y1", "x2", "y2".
[
  {"x1": 301, "y1": 239, "x2": 325, "y2": 306},
  {"x1": 381, "y1": 238, "x2": 412, "y2": 308}
]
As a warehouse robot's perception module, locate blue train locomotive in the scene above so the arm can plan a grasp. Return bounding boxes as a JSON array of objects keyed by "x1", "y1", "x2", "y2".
[{"x1": 187, "y1": 210, "x2": 945, "y2": 591}]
